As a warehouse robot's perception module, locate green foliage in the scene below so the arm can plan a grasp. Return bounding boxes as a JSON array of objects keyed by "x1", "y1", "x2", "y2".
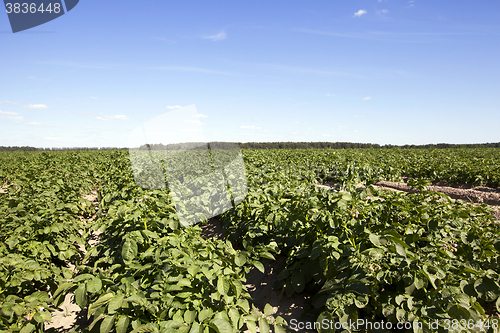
[{"x1": 1, "y1": 148, "x2": 500, "y2": 332}]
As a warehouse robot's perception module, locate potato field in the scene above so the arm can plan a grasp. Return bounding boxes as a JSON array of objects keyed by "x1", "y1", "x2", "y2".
[{"x1": 1, "y1": 148, "x2": 499, "y2": 333}]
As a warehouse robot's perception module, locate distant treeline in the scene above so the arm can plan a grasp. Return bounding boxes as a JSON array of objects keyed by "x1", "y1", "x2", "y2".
[
  {"x1": 236, "y1": 142, "x2": 500, "y2": 149},
  {"x1": 0, "y1": 146, "x2": 123, "y2": 152},
  {"x1": 1, "y1": 142, "x2": 500, "y2": 152}
]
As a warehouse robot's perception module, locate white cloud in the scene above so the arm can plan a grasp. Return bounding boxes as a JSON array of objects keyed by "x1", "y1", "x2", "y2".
[
  {"x1": 95, "y1": 115, "x2": 129, "y2": 121},
  {"x1": 182, "y1": 129, "x2": 201, "y2": 133},
  {"x1": 326, "y1": 93, "x2": 335, "y2": 96},
  {"x1": 0, "y1": 101, "x2": 18, "y2": 105},
  {"x1": 354, "y1": 9, "x2": 367, "y2": 17},
  {"x1": 294, "y1": 121, "x2": 299, "y2": 124},
  {"x1": 27, "y1": 76, "x2": 36, "y2": 79},
  {"x1": 0, "y1": 110, "x2": 20, "y2": 116},
  {"x1": 363, "y1": 96, "x2": 371, "y2": 100},
  {"x1": 292, "y1": 132, "x2": 298, "y2": 135},
  {"x1": 24, "y1": 104, "x2": 48, "y2": 109},
  {"x1": 240, "y1": 125, "x2": 262, "y2": 130},
  {"x1": 194, "y1": 114, "x2": 208, "y2": 118},
  {"x1": 89, "y1": 96, "x2": 99, "y2": 99},
  {"x1": 184, "y1": 119, "x2": 206, "y2": 125},
  {"x1": 377, "y1": 9, "x2": 389, "y2": 14},
  {"x1": 202, "y1": 31, "x2": 227, "y2": 41},
  {"x1": 166, "y1": 105, "x2": 182, "y2": 109},
  {"x1": 28, "y1": 122, "x2": 54, "y2": 127},
  {"x1": 44, "y1": 137, "x2": 60, "y2": 141}
]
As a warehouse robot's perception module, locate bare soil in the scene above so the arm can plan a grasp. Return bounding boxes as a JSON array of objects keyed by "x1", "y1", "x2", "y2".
[
  {"x1": 45, "y1": 190, "x2": 101, "y2": 332},
  {"x1": 201, "y1": 218, "x2": 311, "y2": 332},
  {"x1": 317, "y1": 181, "x2": 500, "y2": 221}
]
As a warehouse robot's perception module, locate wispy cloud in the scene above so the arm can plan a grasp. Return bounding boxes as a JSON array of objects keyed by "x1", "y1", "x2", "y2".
[
  {"x1": 151, "y1": 66, "x2": 236, "y2": 76},
  {"x1": 363, "y1": 96, "x2": 371, "y2": 100},
  {"x1": 257, "y1": 63, "x2": 361, "y2": 78},
  {"x1": 326, "y1": 93, "x2": 335, "y2": 97},
  {"x1": 409, "y1": 0, "x2": 415, "y2": 7},
  {"x1": 166, "y1": 105, "x2": 182, "y2": 109},
  {"x1": 0, "y1": 101, "x2": 18, "y2": 105},
  {"x1": 0, "y1": 110, "x2": 20, "y2": 116},
  {"x1": 95, "y1": 115, "x2": 129, "y2": 121},
  {"x1": 240, "y1": 125, "x2": 262, "y2": 130},
  {"x1": 39, "y1": 61, "x2": 113, "y2": 69},
  {"x1": 195, "y1": 114, "x2": 208, "y2": 118},
  {"x1": 377, "y1": 9, "x2": 389, "y2": 14},
  {"x1": 184, "y1": 119, "x2": 206, "y2": 125},
  {"x1": 28, "y1": 122, "x2": 54, "y2": 127},
  {"x1": 202, "y1": 31, "x2": 227, "y2": 41},
  {"x1": 354, "y1": 9, "x2": 367, "y2": 17},
  {"x1": 24, "y1": 104, "x2": 48, "y2": 109}
]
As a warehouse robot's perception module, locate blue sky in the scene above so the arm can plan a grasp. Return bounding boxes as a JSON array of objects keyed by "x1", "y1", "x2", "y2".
[{"x1": 1, "y1": 0, "x2": 499, "y2": 147}]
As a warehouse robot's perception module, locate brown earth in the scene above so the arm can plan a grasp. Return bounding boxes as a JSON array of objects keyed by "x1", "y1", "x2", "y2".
[
  {"x1": 201, "y1": 218, "x2": 311, "y2": 332},
  {"x1": 45, "y1": 190, "x2": 101, "y2": 332},
  {"x1": 317, "y1": 181, "x2": 500, "y2": 221}
]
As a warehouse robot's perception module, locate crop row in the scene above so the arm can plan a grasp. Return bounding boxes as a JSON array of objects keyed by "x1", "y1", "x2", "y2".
[{"x1": 1, "y1": 148, "x2": 499, "y2": 333}]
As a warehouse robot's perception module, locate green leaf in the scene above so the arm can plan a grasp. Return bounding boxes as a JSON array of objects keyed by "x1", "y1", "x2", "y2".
[
  {"x1": 212, "y1": 317, "x2": 233, "y2": 333},
  {"x1": 218, "y1": 277, "x2": 230, "y2": 296},
  {"x1": 273, "y1": 324, "x2": 287, "y2": 333},
  {"x1": 414, "y1": 277, "x2": 425, "y2": 290},
  {"x1": 87, "y1": 276, "x2": 102, "y2": 293},
  {"x1": 369, "y1": 234, "x2": 382, "y2": 247},
  {"x1": 130, "y1": 324, "x2": 157, "y2": 333},
  {"x1": 448, "y1": 305, "x2": 470, "y2": 320},
  {"x1": 260, "y1": 252, "x2": 275, "y2": 260},
  {"x1": 253, "y1": 261, "x2": 265, "y2": 274},
  {"x1": 264, "y1": 303, "x2": 274, "y2": 316},
  {"x1": 75, "y1": 283, "x2": 88, "y2": 308},
  {"x1": 122, "y1": 239, "x2": 138, "y2": 262},
  {"x1": 235, "y1": 253, "x2": 246, "y2": 266},
  {"x1": 73, "y1": 273, "x2": 95, "y2": 283},
  {"x1": 184, "y1": 310, "x2": 196, "y2": 324},
  {"x1": 108, "y1": 294, "x2": 124, "y2": 314},
  {"x1": 20, "y1": 323, "x2": 36, "y2": 333},
  {"x1": 88, "y1": 293, "x2": 114, "y2": 319},
  {"x1": 100, "y1": 315, "x2": 116, "y2": 333},
  {"x1": 246, "y1": 319, "x2": 257, "y2": 333},
  {"x1": 198, "y1": 308, "x2": 213, "y2": 322},
  {"x1": 258, "y1": 317, "x2": 270, "y2": 333},
  {"x1": 342, "y1": 193, "x2": 352, "y2": 201},
  {"x1": 116, "y1": 316, "x2": 130, "y2": 333}
]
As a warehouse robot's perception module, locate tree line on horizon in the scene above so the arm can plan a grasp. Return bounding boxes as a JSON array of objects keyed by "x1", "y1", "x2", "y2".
[{"x1": 1, "y1": 141, "x2": 500, "y2": 152}]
